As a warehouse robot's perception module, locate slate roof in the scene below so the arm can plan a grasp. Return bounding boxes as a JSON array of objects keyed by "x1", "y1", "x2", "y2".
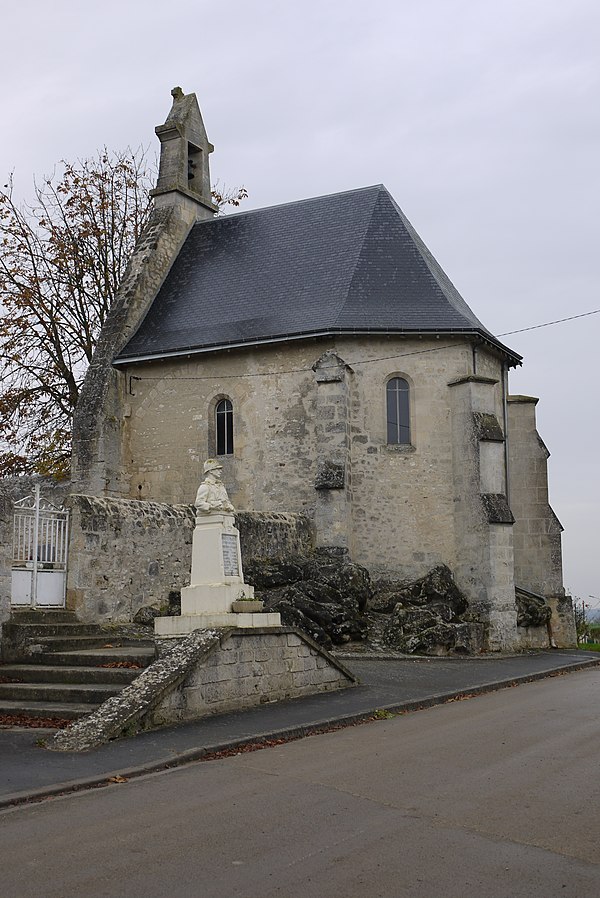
[{"x1": 115, "y1": 185, "x2": 521, "y2": 366}]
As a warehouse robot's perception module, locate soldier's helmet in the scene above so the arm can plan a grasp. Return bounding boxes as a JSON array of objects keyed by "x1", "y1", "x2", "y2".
[{"x1": 203, "y1": 458, "x2": 223, "y2": 474}]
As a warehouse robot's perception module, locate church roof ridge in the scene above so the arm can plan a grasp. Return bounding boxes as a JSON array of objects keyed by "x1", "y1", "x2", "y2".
[{"x1": 198, "y1": 183, "x2": 388, "y2": 223}]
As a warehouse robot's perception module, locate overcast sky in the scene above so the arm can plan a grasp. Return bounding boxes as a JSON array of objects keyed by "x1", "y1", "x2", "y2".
[{"x1": 1, "y1": 0, "x2": 598, "y2": 607}]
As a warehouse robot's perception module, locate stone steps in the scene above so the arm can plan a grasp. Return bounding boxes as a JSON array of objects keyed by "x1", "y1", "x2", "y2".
[
  {"x1": 2, "y1": 621, "x2": 107, "y2": 639},
  {"x1": 32, "y1": 647, "x2": 156, "y2": 667},
  {"x1": 0, "y1": 611, "x2": 156, "y2": 725},
  {"x1": 26, "y1": 635, "x2": 148, "y2": 652}
]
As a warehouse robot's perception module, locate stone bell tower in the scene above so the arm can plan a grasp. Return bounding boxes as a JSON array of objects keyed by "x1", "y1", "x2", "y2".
[{"x1": 150, "y1": 86, "x2": 218, "y2": 220}]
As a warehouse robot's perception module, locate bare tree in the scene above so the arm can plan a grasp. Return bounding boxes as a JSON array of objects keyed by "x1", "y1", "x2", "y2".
[{"x1": 0, "y1": 149, "x2": 246, "y2": 478}]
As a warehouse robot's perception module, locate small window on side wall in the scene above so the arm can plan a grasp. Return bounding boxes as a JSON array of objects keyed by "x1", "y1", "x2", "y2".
[
  {"x1": 216, "y1": 398, "x2": 234, "y2": 455},
  {"x1": 386, "y1": 377, "x2": 410, "y2": 445}
]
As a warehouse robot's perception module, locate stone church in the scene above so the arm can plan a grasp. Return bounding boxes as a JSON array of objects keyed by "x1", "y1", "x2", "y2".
[{"x1": 71, "y1": 88, "x2": 572, "y2": 651}]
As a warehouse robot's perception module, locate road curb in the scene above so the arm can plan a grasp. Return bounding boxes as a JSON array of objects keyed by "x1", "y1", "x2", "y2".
[{"x1": 1, "y1": 655, "x2": 598, "y2": 810}]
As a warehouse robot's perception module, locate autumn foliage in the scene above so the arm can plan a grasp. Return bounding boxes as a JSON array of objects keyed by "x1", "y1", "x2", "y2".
[{"x1": 0, "y1": 149, "x2": 246, "y2": 478}]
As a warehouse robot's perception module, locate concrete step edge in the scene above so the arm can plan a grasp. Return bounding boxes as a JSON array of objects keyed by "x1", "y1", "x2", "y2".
[
  {"x1": 0, "y1": 665, "x2": 140, "y2": 684},
  {"x1": 0, "y1": 683, "x2": 123, "y2": 703},
  {"x1": 29, "y1": 651, "x2": 155, "y2": 668},
  {"x1": 0, "y1": 700, "x2": 98, "y2": 720}
]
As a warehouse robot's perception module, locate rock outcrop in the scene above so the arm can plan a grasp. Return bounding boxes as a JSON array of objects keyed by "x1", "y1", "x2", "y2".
[
  {"x1": 246, "y1": 556, "x2": 486, "y2": 655},
  {"x1": 245, "y1": 548, "x2": 370, "y2": 648},
  {"x1": 371, "y1": 565, "x2": 484, "y2": 655},
  {"x1": 515, "y1": 588, "x2": 552, "y2": 628}
]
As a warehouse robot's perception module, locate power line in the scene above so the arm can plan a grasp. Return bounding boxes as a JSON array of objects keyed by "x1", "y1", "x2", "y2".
[
  {"x1": 498, "y1": 308, "x2": 600, "y2": 336},
  {"x1": 130, "y1": 307, "x2": 600, "y2": 384}
]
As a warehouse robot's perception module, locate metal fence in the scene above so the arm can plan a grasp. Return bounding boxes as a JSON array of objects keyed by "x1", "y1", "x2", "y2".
[{"x1": 11, "y1": 485, "x2": 69, "y2": 607}]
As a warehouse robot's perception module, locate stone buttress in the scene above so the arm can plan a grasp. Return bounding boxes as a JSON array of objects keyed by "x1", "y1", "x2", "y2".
[
  {"x1": 507, "y1": 395, "x2": 576, "y2": 646},
  {"x1": 449, "y1": 374, "x2": 518, "y2": 650}
]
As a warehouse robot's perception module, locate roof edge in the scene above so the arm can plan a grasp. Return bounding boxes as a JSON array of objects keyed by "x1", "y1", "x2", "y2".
[{"x1": 114, "y1": 327, "x2": 522, "y2": 368}]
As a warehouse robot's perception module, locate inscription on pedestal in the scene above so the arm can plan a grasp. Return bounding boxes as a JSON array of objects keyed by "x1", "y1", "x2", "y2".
[{"x1": 221, "y1": 533, "x2": 240, "y2": 577}]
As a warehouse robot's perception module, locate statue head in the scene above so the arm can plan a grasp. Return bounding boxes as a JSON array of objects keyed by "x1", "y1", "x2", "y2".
[{"x1": 203, "y1": 458, "x2": 223, "y2": 476}]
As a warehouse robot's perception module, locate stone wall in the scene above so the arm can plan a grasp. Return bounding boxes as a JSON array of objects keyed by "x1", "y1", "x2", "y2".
[
  {"x1": 518, "y1": 625, "x2": 553, "y2": 650},
  {"x1": 546, "y1": 595, "x2": 577, "y2": 647},
  {"x1": 72, "y1": 330, "x2": 567, "y2": 650},
  {"x1": 121, "y1": 335, "x2": 507, "y2": 587},
  {"x1": 66, "y1": 495, "x2": 194, "y2": 623},
  {"x1": 0, "y1": 477, "x2": 70, "y2": 632},
  {"x1": 152, "y1": 629, "x2": 354, "y2": 726},
  {"x1": 66, "y1": 496, "x2": 314, "y2": 624},
  {"x1": 236, "y1": 511, "x2": 314, "y2": 561},
  {"x1": 71, "y1": 206, "x2": 197, "y2": 498}
]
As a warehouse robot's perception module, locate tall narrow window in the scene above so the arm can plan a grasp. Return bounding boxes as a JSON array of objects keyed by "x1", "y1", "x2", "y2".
[
  {"x1": 216, "y1": 399, "x2": 234, "y2": 455},
  {"x1": 386, "y1": 377, "x2": 410, "y2": 445}
]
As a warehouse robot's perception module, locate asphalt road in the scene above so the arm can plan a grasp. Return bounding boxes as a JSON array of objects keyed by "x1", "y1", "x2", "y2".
[{"x1": 0, "y1": 668, "x2": 598, "y2": 898}]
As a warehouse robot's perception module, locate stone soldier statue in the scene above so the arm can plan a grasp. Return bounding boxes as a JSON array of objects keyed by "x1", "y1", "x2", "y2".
[{"x1": 195, "y1": 459, "x2": 235, "y2": 515}]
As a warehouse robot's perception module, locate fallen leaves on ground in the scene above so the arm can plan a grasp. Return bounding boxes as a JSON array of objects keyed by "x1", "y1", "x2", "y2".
[
  {"x1": 100, "y1": 661, "x2": 143, "y2": 669},
  {"x1": 196, "y1": 723, "x2": 367, "y2": 763},
  {"x1": 108, "y1": 775, "x2": 129, "y2": 783},
  {"x1": 0, "y1": 714, "x2": 72, "y2": 729}
]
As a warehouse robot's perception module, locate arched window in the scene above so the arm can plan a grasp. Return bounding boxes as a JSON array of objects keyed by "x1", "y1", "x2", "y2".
[
  {"x1": 215, "y1": 398, "x2": 234, "y2": 456},
  {"x1": 386, "y1": 377, "x2": 410, "y2": 445}
]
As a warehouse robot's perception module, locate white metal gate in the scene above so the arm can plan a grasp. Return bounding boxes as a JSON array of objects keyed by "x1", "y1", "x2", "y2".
[{"x1": 11, "y1": 485, "x2": 69, "y2": 607}]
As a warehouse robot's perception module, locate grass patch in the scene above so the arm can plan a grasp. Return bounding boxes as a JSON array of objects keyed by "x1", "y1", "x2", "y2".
[{"x1": 579, "y1": 643, "x2": 600, "y2": 652}]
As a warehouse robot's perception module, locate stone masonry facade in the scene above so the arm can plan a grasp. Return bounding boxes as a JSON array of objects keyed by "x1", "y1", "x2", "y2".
[
  {"x1": 103, "y1": 334, "x2": 540, "y2": 648},
  {"x1": 71, "y1": 328, "x2": 569, "y2": 648},
  {"x1": 120, "y1": 336, "x2": 498, "y2": 566}
]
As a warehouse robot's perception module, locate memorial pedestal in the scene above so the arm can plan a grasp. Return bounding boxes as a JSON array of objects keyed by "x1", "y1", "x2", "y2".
[
  {"x1": 155, "y1": 512, "x2": 281, "y2": 636},
  {"x1": 180, "y1": 513, "x2": 253, "y2": 615}
]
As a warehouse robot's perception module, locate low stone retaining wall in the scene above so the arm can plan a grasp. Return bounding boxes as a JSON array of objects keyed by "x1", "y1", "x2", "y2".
[
  {"x1": 515, "y1": 590, "x2": 576, "y2": 650},
  {"x1": 51, "y1": 627, "x2": 355, "y2": 751},
  {"x1": 66, "y1": 495, "x2": 195, "y2": 623},
  {"x1": 153, "y1": 628, "x2": 352, "y2": 726},
  {"x1": 66, "y1": 496, "x2": 315, "y2": 624},
  {"x1": 517, "y1": 625, "x2": 553, "y2": 650},
  {"x1": 547, "y1": 595, "x2": 577, "y2": 647}
]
